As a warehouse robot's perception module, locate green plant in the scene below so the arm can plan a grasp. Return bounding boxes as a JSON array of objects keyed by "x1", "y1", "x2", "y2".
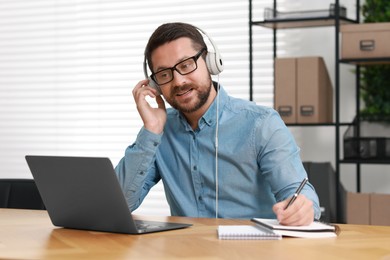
[{"x1": 360, "y1": 0, "x2": 390, "y2": 121}]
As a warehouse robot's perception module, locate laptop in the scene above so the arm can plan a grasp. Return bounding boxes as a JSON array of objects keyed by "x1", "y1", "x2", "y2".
[{"x1": 25, "y1": 155, "x2": 192, "y2": 234}]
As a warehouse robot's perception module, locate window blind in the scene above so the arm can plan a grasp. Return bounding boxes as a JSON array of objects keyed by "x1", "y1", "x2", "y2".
[{"x1": 0, "y1": 0, "x2": 275, "y2": 215}]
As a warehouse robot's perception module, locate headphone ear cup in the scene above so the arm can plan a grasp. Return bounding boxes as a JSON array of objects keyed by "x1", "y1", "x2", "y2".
[
  {"x1": 144, "y1": 58, "x2": 162, "y2": 96},
  {"x1": 206, "y1": 51, "x2": 224, "y2": 75},
  {"x1": 148, "y1": 77, "x2": 162, "y2": 96}
]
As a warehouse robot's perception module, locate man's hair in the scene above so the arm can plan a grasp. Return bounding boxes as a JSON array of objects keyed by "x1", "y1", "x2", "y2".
[{"x1": 145, "y1": 22, "x2": 207, "y2": 72}]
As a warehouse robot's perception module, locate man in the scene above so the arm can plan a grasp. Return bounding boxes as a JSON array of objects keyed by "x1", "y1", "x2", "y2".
[{"x1": 115, "y1": 22, "x2": 321, "y2": 225}]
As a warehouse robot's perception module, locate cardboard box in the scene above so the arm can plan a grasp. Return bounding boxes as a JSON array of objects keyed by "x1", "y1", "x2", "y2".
[
  {"x1": 344, "y1": 192, "x2": 390, "y2": 226},
  {"x1": 340, "y1": 22, "x2": 390, "y2": 59},
  {"x1": 274, "y1": 57, "x2": 333, "y2": 124},
  {"x1": 370, "y1": 193, "x2": 390, "y2": 226},
  {"x1": 345, "y1": 192, "x2": 370, "y2": 225},
  {"x1": 297, "y1": 57, "x2": 333, "y2": 123},
  {"x1": 274, "y1": 58, "x2": 297, "y2": 124}
]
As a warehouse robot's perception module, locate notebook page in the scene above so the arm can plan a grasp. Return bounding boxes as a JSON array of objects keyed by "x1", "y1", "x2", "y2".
[{"x1": 218, "y1": 225, "x2": 282, "y2": 240}]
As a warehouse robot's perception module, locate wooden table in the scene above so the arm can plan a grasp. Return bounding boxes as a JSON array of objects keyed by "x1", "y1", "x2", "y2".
[{"x1": 1, "y1": 209, "x2": 390, "y2": 260}]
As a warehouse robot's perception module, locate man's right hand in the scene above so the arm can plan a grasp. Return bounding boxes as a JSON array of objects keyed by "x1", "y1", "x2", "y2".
[{"x1": 132, "y1": 79, "x2": 167, "y2": 134}]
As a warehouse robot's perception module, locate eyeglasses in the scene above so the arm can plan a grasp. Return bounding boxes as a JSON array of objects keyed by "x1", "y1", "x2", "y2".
[{"x1": 151, "y1": 48, "x2": 206, "y2": 85}]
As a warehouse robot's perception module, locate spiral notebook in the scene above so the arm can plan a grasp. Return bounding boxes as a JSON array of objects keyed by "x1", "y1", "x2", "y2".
[{"x1": 217, "y1": 225, "x2": 282, "y2": 240}]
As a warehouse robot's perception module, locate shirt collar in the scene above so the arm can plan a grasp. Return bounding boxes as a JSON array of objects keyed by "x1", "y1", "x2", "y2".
[
  {"x1": 175, "y1": 83, "x2": 228, "y2": 131},
  {"x1": 200, "y1": 82, "x2": 228, "y2": 128}
]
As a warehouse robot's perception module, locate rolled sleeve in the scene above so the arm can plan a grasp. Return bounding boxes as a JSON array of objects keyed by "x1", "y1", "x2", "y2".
[
  {"x1": 256, "y1": 110, "x2": 321, "y2": 220},
  {"x1": 115, "y1": 127, "x2": 162, "y2": 210}
]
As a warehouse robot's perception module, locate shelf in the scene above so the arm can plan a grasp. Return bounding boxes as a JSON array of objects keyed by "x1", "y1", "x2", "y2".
[
  {"x1": 286, "y1": 122, "x2": 353, "y2": 127},
  {"x1": 340, "y1": 159, "x2": 390, "y2": 164},
  {"x1": 340, "y1": 57, "x2": 390, "y2": 65},
  {"x1": 252, "y1": 16, "x2": 357, "y2": 29},
  {"x1": 249, "y1": 0, "x2": 370, "y2": 220}
]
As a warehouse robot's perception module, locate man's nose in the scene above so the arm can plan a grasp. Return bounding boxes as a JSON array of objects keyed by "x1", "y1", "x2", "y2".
[{"x1": 171, "y1": 70, "x2": 187, "y2": 85}]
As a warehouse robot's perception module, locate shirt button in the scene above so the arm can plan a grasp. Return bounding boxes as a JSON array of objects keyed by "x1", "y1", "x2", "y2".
[
  {"x1": 153, "y1": 142, "x2": 158, "y2": 146},
  {"x1": 139, "y1": 171, "x2": 144, "y2": 175},
  {"x1": 198, "y1": 196, "x2": 202, "y2": 201},
  {"x1": 193, "y1": 165, "x2": 197, "y2": 171}
]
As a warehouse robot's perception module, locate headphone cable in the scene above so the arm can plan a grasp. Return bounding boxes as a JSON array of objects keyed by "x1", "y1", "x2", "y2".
[{"x1": 215, "y1": 75, "x2": 220, "y2": 219}]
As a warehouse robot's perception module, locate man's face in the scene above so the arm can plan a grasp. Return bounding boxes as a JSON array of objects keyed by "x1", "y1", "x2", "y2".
[{"x1": 151, "y1": 37, "x2": 213, "y2": 114}]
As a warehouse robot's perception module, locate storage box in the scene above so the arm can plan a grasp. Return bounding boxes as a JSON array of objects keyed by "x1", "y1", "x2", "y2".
[
  {"x1": 297, "y1": 57, "x2": 333, "y2": 123},
  {"x1": 344, "y1": 192, "x2": 390, "y2": 226},
  {"x1": 370, "y1": 193, "x2": 390, "y2": 226},
  {"x1": 264, "y1": 4, "x2": 347, "y2": 21},
  {"x1": 274, "y1": 57, "x2": 333, "y2": 124},
  {"x1": 345, "y1": 192, "x2": 370, "y2": 225},
  {"x1": 343, "y1": 119, "x2": 390, "y2": 160},
  {"x1": 344, "y1": 137, "x2": 390, "y2": 159},
  {"x1": 340, "y1": 22, "x2": 390, "y2": 59},
  {"x1": 274, "y1": 58, "x2": 297, "y2": 123}
]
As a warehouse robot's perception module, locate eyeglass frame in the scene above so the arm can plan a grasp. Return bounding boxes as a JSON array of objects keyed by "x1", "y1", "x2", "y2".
[{"x1": 150, "y1": 48, "x2": 206, "y2": 85}]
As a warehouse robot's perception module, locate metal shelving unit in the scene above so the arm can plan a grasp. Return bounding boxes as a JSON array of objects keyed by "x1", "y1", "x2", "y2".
[{"x1": 249, "y1": 0, "x2": 365, "y2": 222}]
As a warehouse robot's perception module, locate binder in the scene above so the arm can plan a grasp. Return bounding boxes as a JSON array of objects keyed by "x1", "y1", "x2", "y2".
[{"x1": 251, "y1": 218, "x2": 338, "y2": 238}]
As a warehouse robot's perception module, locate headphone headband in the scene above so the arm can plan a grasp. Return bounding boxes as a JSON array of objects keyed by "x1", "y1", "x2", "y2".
[{"x1": 195, "y1": 27, "x2": 224, "y2": 75}]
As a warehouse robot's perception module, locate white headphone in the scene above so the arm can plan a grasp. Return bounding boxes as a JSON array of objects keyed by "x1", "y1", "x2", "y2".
[
  {"x1": 197, "y1": 27, "x2": 224, "y2": 76},
  {"x1": 143, "y1": 26, "x2": 224, "y2": 95}
]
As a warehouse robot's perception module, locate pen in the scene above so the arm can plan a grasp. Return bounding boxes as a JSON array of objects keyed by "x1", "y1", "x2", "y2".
[{"x1": 284, "y1": 177, "x2": 308, "y2": 210}]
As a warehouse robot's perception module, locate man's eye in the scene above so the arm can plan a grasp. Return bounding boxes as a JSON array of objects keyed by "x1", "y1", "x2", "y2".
[
  {"x1": 157, "y1": 71, "x2": 169, "y2": 79},
  {"x1": 179, "y1": 60, "x2": 194, "y2": 70}
]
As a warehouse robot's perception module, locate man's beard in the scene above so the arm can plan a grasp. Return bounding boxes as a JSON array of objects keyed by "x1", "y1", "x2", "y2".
[{"x1": 167, "y1": 81, "x2": 212, "y2": 113}]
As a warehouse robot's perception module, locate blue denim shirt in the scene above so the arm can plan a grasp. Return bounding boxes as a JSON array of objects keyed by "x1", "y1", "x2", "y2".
[{"x1": 115, "y1": 86, "x2": 321, "y2": 220}]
